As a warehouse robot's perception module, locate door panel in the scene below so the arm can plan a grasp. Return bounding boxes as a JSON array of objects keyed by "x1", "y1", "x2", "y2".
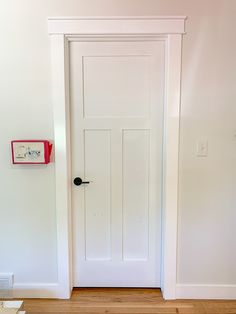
[
  {"x1": 70, "y1": 40, "x2": 165, "y2": 287},
  {"x1": 84, "y1": 130, "x2": 111, "y2": 261},
  {"x1": 122, "y1": 129, "x2": 149, "y2": 261},
  {"x1": 83, "y1": 56, "x2": 150, "y2": 118}
]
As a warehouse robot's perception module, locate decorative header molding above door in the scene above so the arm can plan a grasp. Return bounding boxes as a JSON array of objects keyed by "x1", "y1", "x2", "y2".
[{"x1": 48, "y1": 16, "x2": 186, "y2": 35}]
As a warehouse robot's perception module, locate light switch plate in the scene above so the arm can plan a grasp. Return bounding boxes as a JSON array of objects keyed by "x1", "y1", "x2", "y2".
[{"x1": 196, "y1": 139, "x2": 208, "y2": 157}]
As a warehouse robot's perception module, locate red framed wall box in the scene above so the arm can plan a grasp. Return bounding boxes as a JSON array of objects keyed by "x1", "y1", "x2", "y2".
[{"x1": 11, "y1": 140, "x2": 53, "y2": 164}]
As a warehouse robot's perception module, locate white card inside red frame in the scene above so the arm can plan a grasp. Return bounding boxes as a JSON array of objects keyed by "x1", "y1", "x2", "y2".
[{"x1": 11, "y1": 140, "x2": 52, "y2": 164}]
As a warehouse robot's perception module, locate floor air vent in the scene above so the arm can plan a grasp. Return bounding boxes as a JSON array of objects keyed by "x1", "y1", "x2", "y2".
[{"x1": 0, "y1": 274, "x2": 13, "y2": 298}]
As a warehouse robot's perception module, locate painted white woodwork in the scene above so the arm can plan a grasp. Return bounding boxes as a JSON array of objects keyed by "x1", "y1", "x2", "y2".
[
  {"x1": 48, "y1": 16, "x2": 185, "y2": 299},
  {"x1": 176, "y1": 284, "x2": 236, "y2": 300},
  {"x1": 122, "y1": 130, "x2": 150, "y2": 260},
  {"x1": 161, "y1": 34, "x2": 182, "y2": 300},
  {"x1": 84, "y1": 130, "x2": 111, "y2": 261},
  {"x1": 71, "y1": 40, "x2": 164, "y2": 287},
  {"x1": 83, "y1": 56, "x2": 150, "y2": 118},
  {"x1": 13, "y1": 283, "x2": 60, "y2": 299},
  {"x1": 48, "y1": 16, "x2": 186, "y2": 35},
  {"x1": 50, "y1": 34, "x2": 72, "y2": 299}
]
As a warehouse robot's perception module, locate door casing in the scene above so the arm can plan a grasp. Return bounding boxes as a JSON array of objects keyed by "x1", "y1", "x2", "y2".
[{"x1": 48, "y1": 16, "x2": 186, "y2": 299}]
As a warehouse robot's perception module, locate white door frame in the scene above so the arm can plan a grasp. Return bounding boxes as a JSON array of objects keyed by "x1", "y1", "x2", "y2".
[{"x1": 48, "y1": 16, "x2": 186, "y2": 300}]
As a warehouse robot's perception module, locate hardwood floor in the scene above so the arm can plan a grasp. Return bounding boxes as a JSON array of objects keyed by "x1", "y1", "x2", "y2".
[{"x1": 22, "y1": 288, "x2": 236, "y2": 314}]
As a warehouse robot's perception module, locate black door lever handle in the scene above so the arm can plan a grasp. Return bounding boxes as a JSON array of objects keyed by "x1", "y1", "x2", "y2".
[{"x1": 73, "y1": 177, "x2": 90, "y2": 186}]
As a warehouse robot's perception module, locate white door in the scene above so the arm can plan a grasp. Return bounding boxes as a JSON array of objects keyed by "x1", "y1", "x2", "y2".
[{"x1": 70, "y1": 40, "x2": 165, "y2": 287}]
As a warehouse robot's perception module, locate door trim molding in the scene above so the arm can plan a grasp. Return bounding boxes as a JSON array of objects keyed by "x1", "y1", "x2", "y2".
[{"x1": 48, "y1": 16, "x2": 186, "y2": 299}]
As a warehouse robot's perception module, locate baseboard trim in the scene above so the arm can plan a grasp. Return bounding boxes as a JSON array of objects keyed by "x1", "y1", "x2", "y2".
[
  {"x1": 13, "y1": 283, "x2": 236, "y2": 300},
  {"x1": 13, "y1": 283, "x2": 63, "y2": 299},
  {"x1": 176, "y1": 284, "x2": 236, "y2": 299}
]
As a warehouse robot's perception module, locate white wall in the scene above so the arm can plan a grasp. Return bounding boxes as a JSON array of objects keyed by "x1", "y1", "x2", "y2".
[
  {"x1": 0, "y1": 0, "x2": 235, "y2": 298},
  {"x1": 178, "y1": 2, "x2": 236, "y2": 286}
]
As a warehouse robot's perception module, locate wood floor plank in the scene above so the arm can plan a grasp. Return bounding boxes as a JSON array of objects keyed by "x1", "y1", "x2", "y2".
[{"x1": 18, "y1": 288, "x2": 236, "y2": 314}]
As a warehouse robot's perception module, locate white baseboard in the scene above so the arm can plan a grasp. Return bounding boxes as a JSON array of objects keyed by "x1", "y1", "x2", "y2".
[
  {"x1": 176, "y1": 284, "x2": 236, "y2": 299},
  {"x1": 12, "y1": 282, "x2": 236, "y2": 300},
  {"x1": 13, "y1": 283, "x2": 67, "y2": 299}
]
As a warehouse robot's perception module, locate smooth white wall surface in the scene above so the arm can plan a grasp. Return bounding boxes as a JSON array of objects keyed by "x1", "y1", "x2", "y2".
[{"x1": 0, "y1": 0, "x2": 235, "y2": 290}]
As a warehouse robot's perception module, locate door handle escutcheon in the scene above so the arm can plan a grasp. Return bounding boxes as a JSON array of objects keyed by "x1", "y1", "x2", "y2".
[{"x1": 73, "y1": 177, "x2": 90, "y2": 186}]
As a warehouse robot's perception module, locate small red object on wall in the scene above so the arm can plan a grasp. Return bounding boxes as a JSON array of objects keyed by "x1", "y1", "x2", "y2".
[{"x1": 11, "y1": 140, "x2": 53, "y2": 164}]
